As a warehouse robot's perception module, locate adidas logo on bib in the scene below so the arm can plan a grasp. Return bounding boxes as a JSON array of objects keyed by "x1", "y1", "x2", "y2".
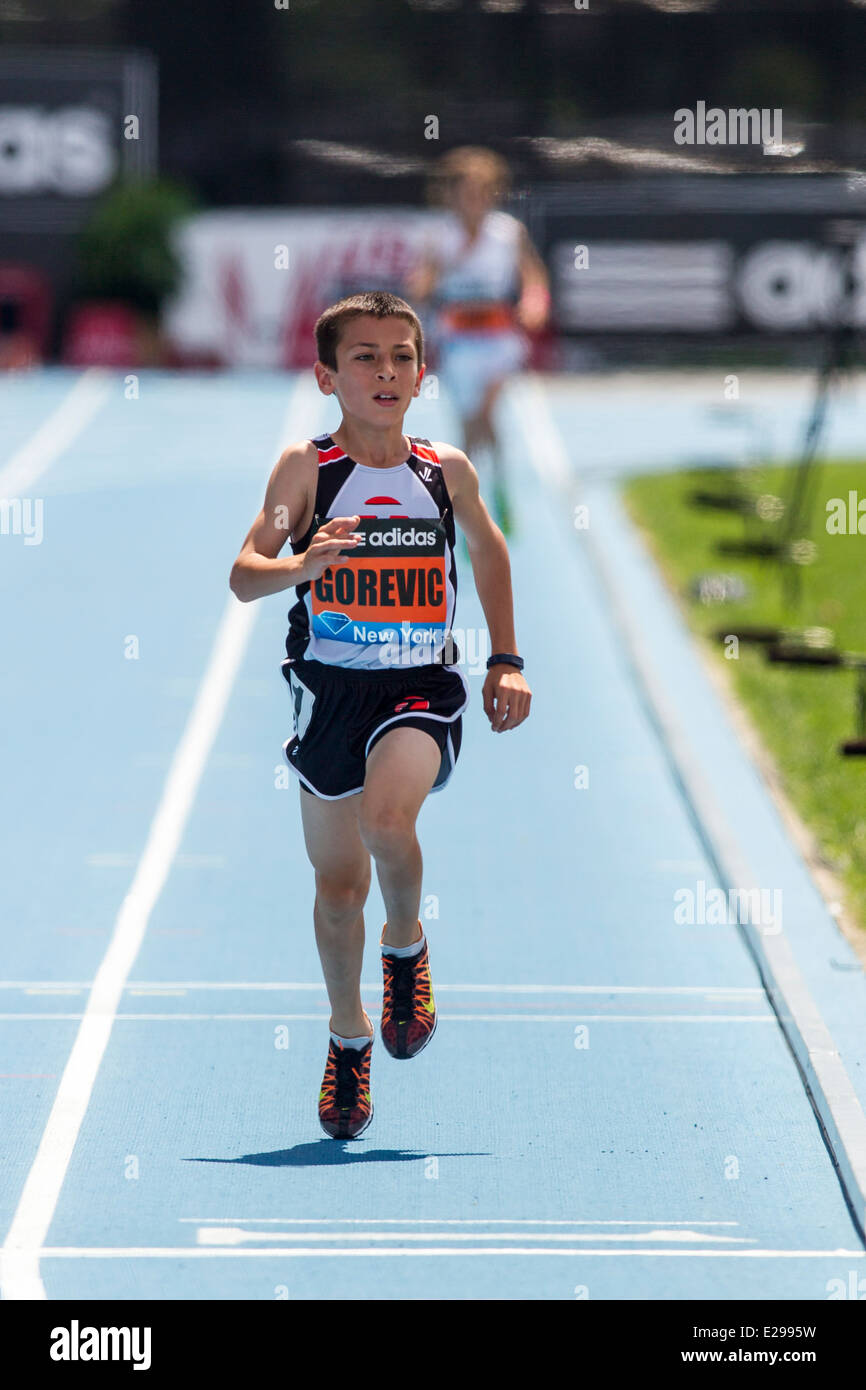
[{"x1": 368, "y1": 527, "x2": 437, "y2": 546}]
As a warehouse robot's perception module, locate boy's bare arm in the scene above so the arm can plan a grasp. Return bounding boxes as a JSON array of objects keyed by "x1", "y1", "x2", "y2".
[
  {"x1": 436, "y1": 444, "x2": 532, "y2": 732},
  {"x1": 229, "y1": 440, "x2": 362, "y2": 603}
]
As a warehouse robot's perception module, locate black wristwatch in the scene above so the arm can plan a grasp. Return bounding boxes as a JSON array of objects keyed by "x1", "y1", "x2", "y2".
[{"x1": 487, "y1": 652, "x2": 524, "y2": 671}]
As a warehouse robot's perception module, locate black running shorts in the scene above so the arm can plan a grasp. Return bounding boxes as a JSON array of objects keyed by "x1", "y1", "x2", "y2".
[{"x1": 281, "y1": 656, "x2": 470, "y2": 800}]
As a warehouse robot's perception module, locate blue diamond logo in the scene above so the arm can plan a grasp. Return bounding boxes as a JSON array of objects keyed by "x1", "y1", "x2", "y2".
[{"x1": 318, "y1": 611, "x2": 352, "y2": 636}]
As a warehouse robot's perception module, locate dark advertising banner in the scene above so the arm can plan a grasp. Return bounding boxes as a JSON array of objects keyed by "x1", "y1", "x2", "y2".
[
  {"x1": 520, "y1": 177, "x2": 866, "y2": 335},
  {"x1": 0, "y1": 46, "x2": 159, "y2": 359},
  {"x1": 0, "y1": 46, "x2": 158, "y2": 235}
]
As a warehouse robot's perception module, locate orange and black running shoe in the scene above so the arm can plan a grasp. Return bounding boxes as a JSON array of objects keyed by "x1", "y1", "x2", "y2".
[
  {"x1": 380, "y1": 923, "x2": 437, "y2": 1060},
  {"x1": 318, "y1": 1035, "x2": 373, "y2": 1139}
]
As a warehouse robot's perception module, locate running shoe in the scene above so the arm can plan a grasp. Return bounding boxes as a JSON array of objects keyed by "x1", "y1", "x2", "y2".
[
  {"x1": 380, "y1": 925, "x2": 437, "y2": 1059},
  {"x1": 318, "y1": 1034, "x2": 373, "y2": 1139}
]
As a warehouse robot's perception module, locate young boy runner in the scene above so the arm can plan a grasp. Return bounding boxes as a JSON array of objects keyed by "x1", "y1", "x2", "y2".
[{"x1": 230, "y1": 290, "x2": 531, "y2": 1139}]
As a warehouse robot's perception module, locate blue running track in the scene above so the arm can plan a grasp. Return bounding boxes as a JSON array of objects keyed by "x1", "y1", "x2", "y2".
[{"x1": 1, "y1": 367, "x2": 865, "y2": 1301}]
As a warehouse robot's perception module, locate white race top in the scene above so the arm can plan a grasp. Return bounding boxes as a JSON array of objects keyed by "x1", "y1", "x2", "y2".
[{"x1": 432, "y1": 210, "x2": 523, "y2": 305}]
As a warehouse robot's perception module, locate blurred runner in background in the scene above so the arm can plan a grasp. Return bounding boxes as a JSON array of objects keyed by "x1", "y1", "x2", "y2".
[{"x1": 407, "y1": 147, "x2": 550, "y2": 536}]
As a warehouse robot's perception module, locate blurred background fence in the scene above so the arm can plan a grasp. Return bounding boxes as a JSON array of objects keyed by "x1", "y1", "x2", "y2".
[{"x1": 2, "y1": 0, "x2": 866, "y2": 369}]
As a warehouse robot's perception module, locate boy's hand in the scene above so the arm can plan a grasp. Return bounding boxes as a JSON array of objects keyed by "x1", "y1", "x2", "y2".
[
  {"x1": 301, "y1": 516, "x2": 364, "y2": 582},
  {"x1": 482, "y1": 666, "x2": 532, "y2": 733}
]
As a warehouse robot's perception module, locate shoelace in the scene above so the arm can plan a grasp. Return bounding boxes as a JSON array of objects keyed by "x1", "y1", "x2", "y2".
[
  {"x1": 386, "y1": 955, "x2": 417, "y2": 1021},
  {"x1": 329, "y1": 1044, "x2": 368, "y2": 1109}
]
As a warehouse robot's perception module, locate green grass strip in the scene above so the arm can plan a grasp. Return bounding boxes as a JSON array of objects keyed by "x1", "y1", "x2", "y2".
[{"x1": 622, "y1": 460, "x2": 866, "y2": 933}]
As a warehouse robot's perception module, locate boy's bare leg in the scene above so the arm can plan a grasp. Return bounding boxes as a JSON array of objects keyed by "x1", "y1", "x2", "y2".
[
  {"x1": 359, "y1": 725, "x2": 441, "y2": 948},
  {"x1": 298, "y1": 787, "x2": 372, "y2": 1039}
]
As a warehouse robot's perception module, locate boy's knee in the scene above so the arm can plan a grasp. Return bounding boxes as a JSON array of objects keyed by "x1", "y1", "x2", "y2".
[
  {"x1": 358, "y1": 805, "x2": 416, "y2": 859},
  {"x1": 314, "y1": 871, "x2": 370, "y2": 919}
]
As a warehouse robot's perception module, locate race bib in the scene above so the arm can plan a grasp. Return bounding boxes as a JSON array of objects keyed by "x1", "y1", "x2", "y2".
[{"x1": 309, "y1": 515, "x2": 448, "y2": 650}]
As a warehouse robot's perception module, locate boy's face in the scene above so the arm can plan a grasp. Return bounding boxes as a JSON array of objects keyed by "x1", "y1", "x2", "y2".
[{"x1": 315, "y1": 315, "x2": 424, "y2": 423}]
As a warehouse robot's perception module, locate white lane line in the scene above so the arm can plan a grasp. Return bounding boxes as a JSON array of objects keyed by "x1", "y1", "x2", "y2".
[
  {"x1": 0, "y1": 375, "x2": 313, "y2": 1303},
  {"x1": 514, "y1": 373, "x2": 866, "y2": 1239},
  {"x1": 196, "y1": 1227, "x2": 754, "y2": 1246},
  {"x1": 23, "y1": 989, "x2": 81, "y2": 997},
  {"x1": 127, "y1": 990, "x2": 187, "y2": 997},
  {"x1": 0, "y1": 982, "x2": 767, "y2": 995},
  {"x1": 179, "y1": 1218, "x2": 741, "y2": 1226},
  {"x1": 0, "y1": 601, "x2": 256, "y2": 1300},
  {"x1": 0, "y1": 369, "x2": 112, "y2": 495},
  {"x1": 34, "y1": 1247, "x2": 866, "y2": 1259},
  {"x1": 0, "y1": 1013, "x2": 777, "y2": 1023},
  {"x1": 85, "y1": 850, "x2": 225, "y2": 861}
]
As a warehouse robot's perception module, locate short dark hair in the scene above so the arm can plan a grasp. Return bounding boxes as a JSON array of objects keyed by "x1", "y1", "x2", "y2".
[{"x1": 315, "y1": 290, "x2": 424, "y2": 371}]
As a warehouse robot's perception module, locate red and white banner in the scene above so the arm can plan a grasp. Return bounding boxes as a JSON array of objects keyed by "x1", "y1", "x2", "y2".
[{"x1": 163, "y1": 209, "x2": 450, "y2": 368}]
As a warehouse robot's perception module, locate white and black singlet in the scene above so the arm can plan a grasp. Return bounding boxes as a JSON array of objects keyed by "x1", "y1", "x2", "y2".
[{"x1": 280, "y1": 433, "x2": 470, "y2": 800}]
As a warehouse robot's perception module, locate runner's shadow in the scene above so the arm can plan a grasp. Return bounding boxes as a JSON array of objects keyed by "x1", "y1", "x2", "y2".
[{"x1": 185, "y1": 1142, "x2": 489, "y2": 1168}]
